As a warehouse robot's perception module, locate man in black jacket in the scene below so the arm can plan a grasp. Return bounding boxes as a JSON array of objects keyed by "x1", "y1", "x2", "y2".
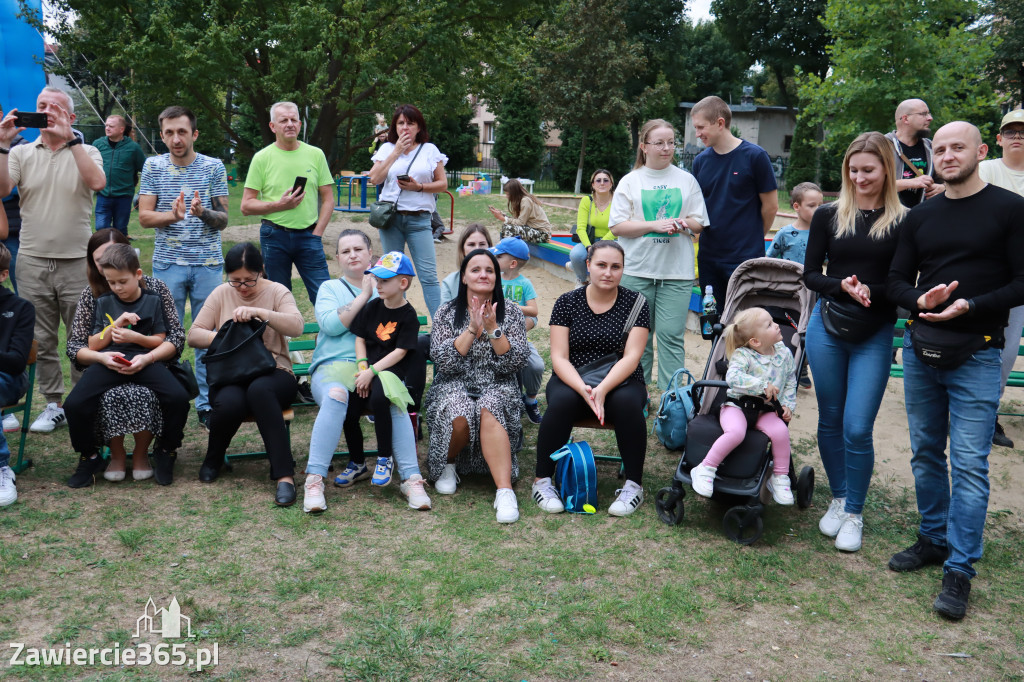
[
  {"x1": 0, "y1": 241, "x2": 36, "y2": 506},
  {"x1": 887, "y1": 121, "x2": 1024, "y2": 620}
]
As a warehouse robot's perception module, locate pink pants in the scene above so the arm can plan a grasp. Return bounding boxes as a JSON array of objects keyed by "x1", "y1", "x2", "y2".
[{"x1": 700, "y1": 404, "x2": 791, "y2": 475}]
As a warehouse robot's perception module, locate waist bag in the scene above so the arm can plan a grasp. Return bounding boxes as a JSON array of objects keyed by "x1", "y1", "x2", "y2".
[
  {"x1": 550, "y1": 441, "x2": 597, "y2": 514},
  {"x1": 655, "y1": 367, "x2": 696, "y2": 451},
  {"x1": 820, "y1": 297, "x2": 884, "y2": 343},
  {"x1": 910, "y1": 322, "x2": 991, "y2": 370}
]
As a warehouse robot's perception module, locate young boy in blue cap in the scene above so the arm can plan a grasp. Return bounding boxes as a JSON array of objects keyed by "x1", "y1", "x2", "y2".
[{"x1": 491, "y1": 236, "x2": 545, "y2": 424}]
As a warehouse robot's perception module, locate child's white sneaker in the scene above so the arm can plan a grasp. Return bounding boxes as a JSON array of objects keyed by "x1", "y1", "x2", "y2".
[
  {"x1": 819, "y1": 498, "x2": 847, "y2": 537},
  {"x1": 767, "y1": 474, "x2": 795, "y2": 505},
  {"x1": 494, "y1": 488, "x2": 519, "y2": 523},
  {"x1": 690, "y1": 464, "x2": 716, "y2": 498},
  {"x1": 835, "y1": 514, "x2": 863, "y2": 552},
  {"x1": 2, "y1": 413, "x2": 19, "y2": 433}
]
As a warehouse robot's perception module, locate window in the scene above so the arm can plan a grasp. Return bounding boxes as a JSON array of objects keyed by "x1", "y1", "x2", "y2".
[
  {"x1": 784, "y1": 135, "x2": 793, "y2": 153},
  {"x1": 484, "y1": 122, "x2": 496, "y2": 144}
]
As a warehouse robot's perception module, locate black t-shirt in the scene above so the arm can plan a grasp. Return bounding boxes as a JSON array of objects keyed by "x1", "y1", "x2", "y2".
[
  {"x1": 887, "y1": 184, "x2": 1024, "y2": 339},
  {"x1": 549, "y1": 286, "x2": 651, "y2": 384},
  {"x1": 897, "y1": 139, "x2": 930, "y2": 207},
  {"x1": 350, "y1": 298, "x2": 420, "y2": 379},
  {"x1": 92, "y1": 288, "x2": 167, "y2": 357}
]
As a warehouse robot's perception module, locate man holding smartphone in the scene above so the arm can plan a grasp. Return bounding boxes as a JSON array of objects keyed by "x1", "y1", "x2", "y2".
[
  {"x1": 241, "y1": 101, "x2": 333, "y2": 304},
  {"x1": 0, "y1": 86, "x2": 106, "y2": 434}
]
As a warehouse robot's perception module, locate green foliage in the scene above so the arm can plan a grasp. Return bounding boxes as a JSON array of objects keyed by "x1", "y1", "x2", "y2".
[
  {"x1": 799, "y1": 0, "x2": 1001, "y2": 145},
  {"x1": 670, "y1": 21, "x2": 752, "y2": 105},
  {"x1": 429, "y1": 107, "x2": 480, "y2": 171},
  {"x1": 989, "y1": 0, "x2": 1024, "y2": 107},
  {"x1": 492, "y1": 85, "x2": 545, "y2": 178},
  {"x1": 787, "y1": 114, "x2": 844, "y2": 192},
  {"x1": 622, "y1": 0, "x2": 689, "y2": 135},
  {"x1": 552, "y1": 124, "x2": 633, "y2": 191}
]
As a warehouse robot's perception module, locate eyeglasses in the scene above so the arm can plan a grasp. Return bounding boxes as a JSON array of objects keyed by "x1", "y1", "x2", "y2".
[
  {"x1": 1001, "y1": 129, "x2": 1024, "y2": 139},
  {"x1": 644, "y1": 141, "x2": 676, "y2": 149},
  {"x1": 592, "y1": 177, "x2": 611, "y2": 183},
  {"x1": 228, "y1": 275, "x2": 260, "y2": 288},
  {"x1": 908, "y1": 111, "x2": 931, "y2": 118}
]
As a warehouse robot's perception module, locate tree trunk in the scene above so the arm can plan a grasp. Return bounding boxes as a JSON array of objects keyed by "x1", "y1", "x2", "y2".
[
  {"x1": 774, "y1": 66, "x2": 793, "y2": 112},
  {"x1": 574, "y1": 128, "x2": 588, "y2": 195}
]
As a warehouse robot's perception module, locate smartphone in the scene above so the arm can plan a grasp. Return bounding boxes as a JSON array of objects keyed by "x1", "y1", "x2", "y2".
[
  {"x1": 112, "y1": 355, "x2": 132, "y2": 366},
  {"x1": 396, "y1": 174, "x2": 411, "y2": 182},
  {"x1": 292, "y1": 176, "x2": 308, "y2": 194},
  {"x1": 14, "y1": 112, "x2": 48, "y2": 129}
]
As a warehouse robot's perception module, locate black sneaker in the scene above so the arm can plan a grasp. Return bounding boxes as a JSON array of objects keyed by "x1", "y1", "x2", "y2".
[
  {"x1": 196, "y1": 409, "x2": 211, "y2": 431},
  {"x1": 888, "y1": 534, "x2": 949, "y2": 572},
  {"x1": 68, "y1": 453, "x2": 107, "y2": 488},
  {"x1": 933, "y1": 570, "x2": 971, "y2": 620},
  {"x1": 153, "y1": 449, "x2": 177, "y2": 486},
  {"x1": 523, "y1": 399, "x2": 542, "y2": 425},
  {"x1": 993, "y1": 420, "x2": 1013, "y2": 448},
  {"x1": 295, "y1": 382, "x2": 316, "y2": 405}
]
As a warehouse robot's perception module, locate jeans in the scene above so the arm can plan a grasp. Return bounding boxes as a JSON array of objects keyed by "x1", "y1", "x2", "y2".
[
  {"x1": 152, "y1": 261, "x2": 223, "y2": 412},
  {"x1": 620, "y1": 275, "x2": 691, "y2": 390},
  {"x1": 0, "y1": 371, "x2": 28, "y2": 468},
  {"x1": 2, "y1": 235, "x2": 18, "y2": 294},
  {"x1": 804, "y1": 302, "x2": 893, "y2": 515},
  {"x1": 95, "y1": 195, "x2": 134, "y2": 235},
  {"x1": 306, "y1": 365, "x2": 419, "y2": 479},
  {"x1": 902, "y1": 332, "x2": 1001, "y2": 578},
  {"x1": 378, "y1": 212, "x2": 441, "y2": 318},
  {"x1": 259, "y1": 222, "x2": 331, "y2": 305},
  {"x1": 569, "y1": 243, "x2": 589, "y2": 282}
]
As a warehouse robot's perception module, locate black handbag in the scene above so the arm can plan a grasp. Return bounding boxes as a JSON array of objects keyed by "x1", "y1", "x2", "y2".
[
  {"x1": 820, "y1": 297, "x2": 884, "y2": 343},
  {"x1": 368, "y1": 143, "x2": 423, "y2": 229},
  {"x1": 201, "y1": 319, "x2": 277, "y2": 388},
  {"x1": 910, "y1": 322, "x2": 991, "y2": 370},
  {"x1": 168, "y1": 359, "x2": 200, "y2": 399},
  {"x1": 571, "y1": 195, "x2": 598, "y2": 245},
  {"x1": 575, "y1": 293, "x2": 646, "y2": 388}
]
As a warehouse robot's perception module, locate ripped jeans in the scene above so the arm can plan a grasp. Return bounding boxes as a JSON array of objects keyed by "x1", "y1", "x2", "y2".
[{"x1": 306, "y1": 363, "x2": 420, "y2": 480}]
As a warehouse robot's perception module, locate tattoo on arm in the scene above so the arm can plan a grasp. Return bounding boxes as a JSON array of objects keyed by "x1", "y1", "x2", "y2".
[
  {"x1": 199, "y1": 195, "x2": 229, "y2": 230},
  {"x1": 337, "y1": 304, "x2": 352, "y2": 315}
]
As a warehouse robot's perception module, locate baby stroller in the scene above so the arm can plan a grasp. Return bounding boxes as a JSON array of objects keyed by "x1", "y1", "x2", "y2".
[{"x1": 655, "y1": 257, "x2": 816, "y2": 544}]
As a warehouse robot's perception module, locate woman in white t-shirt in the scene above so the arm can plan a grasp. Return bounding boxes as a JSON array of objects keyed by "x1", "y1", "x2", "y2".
[
  {"x1": 609, "y1": 118, "x2": 708, "y2": 389},
  {"x1": 368, "y1": 105, "x2": 448, "y2": 317}
]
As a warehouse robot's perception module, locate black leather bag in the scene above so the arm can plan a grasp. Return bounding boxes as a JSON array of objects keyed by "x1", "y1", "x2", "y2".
[
  {"x1": 910, "y1": 322, "x2": 990, "y2": 370},
  {"x1": 574, "y1": 293, "x2": 645, "y2": 388},
  {"x1": 369, "y1": 143, "x2": 423, "y2": 229},
  {"x1": 820, "y1": 297, "x2": 884, "y2": 343},
  {"x1": 201, "y1": 319, "x2": 277, "y2": 388},
  {"x1": 168, "y1": 359, "x2": 200, "y2": 399}
]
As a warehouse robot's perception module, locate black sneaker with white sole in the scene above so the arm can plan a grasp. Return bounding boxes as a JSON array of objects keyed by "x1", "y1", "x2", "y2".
[{"x1": 523, "y1": 398, "x2": 542, "y2": 425}]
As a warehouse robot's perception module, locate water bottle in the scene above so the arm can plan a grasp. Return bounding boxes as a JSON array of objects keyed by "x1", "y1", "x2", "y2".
[{"x1": 701, "y1": 286, "x2": 717, "y2": 338}]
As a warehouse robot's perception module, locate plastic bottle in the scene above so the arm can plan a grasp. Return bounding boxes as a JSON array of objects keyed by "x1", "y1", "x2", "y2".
[{"x1": 701, "y1": 286, "x2": 717, "y2": 337}]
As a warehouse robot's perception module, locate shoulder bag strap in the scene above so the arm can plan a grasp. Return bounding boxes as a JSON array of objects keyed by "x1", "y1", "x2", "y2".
[{"x1": 617, "y1": 293, "x2": 646, "y2": 353}]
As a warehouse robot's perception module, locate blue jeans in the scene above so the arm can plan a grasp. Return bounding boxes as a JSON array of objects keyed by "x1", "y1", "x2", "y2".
[
  {"x1": 0, "y1": 371, "x2": 28, "y2": 469},
  {"x1": 569, "y1": 243, "x2": 589, "y2": 282},
  {"x1": 152, "y1": 261, "x2": 223, "y2": 412},
  {"x1": 902, "y1": 332, "x2": 1000, "y2": 578},
  {"x1": 804, "y1": 302, "x2": 893, "y2": 515},
  {"x1": 2, "y1": 235, "x2": 18, "y2": 294},
  {"x1": 259, "y1": 222, "x2": 331, "y2": 305},
  {"x1": 306, "y1": 365, "x2": 420, "y2": 480},
  {"x1": 378, "y1": 212, "x2": 440, "y2": 318},
  {"x1": 95, "y1": 195, "x2": 134, "y2": 235}
]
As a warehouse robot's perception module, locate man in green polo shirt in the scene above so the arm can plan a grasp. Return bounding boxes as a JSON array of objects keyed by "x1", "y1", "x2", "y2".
[
  {"x1": 241, "y1": 101, "x2": 334, "y2": 304},
  {"x1": 93, "y1": 115, "x2": 147, "y2": 237}
]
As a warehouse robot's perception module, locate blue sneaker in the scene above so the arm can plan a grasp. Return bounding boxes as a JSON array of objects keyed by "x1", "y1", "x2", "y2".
[
  {"x1": 371, "y1": 457, "x2": 394, "y2": 486},
  {"x1": 333, "y1": 461, "x2": 370, "y2": 488}
]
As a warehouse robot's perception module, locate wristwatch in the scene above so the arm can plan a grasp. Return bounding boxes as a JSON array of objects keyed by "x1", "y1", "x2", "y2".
[
  {"x1": 65, "y1": 137, "x2": 82, "y2": 149},
  {"x1": 486, "y1": 328, "x2": 503, "y2": 340}
]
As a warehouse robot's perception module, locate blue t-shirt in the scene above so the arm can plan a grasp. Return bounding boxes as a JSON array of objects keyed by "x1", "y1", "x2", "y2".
[
  {"x1": 693, "y1": 140, "x2": 777, "y2": 263},
  {"x1": 767, "y1": 225, "x2": 810, "y2": 266},
  {"x1": 139, "y1": 153, "x2": 229, "y2": 267},
  {"x1": 501, "y1": 273, "x2": 537, "y2": 307}
]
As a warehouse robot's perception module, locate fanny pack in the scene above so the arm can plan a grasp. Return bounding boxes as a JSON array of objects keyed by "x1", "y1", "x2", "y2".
[
  {"x1": 820, "y1": 297, "x2": 885, "y2": 343},
  {"x1": 910, "y1": 322, "x2": 993, "y2": 370}
]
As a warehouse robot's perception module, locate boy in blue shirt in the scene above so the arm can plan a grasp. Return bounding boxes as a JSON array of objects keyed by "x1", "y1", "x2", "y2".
[
  {"x1": 767, "y1": 182, "x2": 823, "y2": 265},
  {"x1": 491, "y1": 237, "x2": 545, "y2": 424}
]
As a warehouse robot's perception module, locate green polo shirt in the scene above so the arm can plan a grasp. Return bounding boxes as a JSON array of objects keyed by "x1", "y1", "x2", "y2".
[
  {"x1": 92, "y1": 136, "x2": 148, "y2": 197},
  {"x1": 244, "y1": 141, "x2": 333, "y2": 229}
]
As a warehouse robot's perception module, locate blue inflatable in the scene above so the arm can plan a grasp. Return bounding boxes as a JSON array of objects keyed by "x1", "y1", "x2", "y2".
[{"x1": 0, "y1": 0, "x2": 46, "y2": 142}]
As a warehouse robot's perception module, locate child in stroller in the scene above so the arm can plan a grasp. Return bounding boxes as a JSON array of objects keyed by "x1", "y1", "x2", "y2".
[{"x1": 688, "y1": 307, "x2": 797, "y2": 505}]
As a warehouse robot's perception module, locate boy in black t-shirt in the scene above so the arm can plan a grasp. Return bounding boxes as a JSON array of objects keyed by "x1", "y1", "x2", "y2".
[
  {"x1": 345, "y1": 252, "x2": 420, "y2": 487},
  {"x1": 63, "y1": 244, "x2": 190, "y2": 488}
]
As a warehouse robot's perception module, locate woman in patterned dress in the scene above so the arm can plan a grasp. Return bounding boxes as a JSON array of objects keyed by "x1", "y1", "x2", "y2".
[{"x1": 424, "y1": 249, "x2": 530, "y2": 523}]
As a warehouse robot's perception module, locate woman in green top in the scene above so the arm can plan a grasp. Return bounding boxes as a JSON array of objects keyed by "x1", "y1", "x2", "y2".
[{"x1": 569, "y1": 169, "x2": 615, "y2": 284}]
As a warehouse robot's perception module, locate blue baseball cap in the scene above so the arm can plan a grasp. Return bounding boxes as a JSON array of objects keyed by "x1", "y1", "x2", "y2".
[
  {"x1": 490, "y1": 236, "x2": 530, "y2": 262},
  {"x1": 366, "y1": 251, "x2": 416, "y2": 279}
]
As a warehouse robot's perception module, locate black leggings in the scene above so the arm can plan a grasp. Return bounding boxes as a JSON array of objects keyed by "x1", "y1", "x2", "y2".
[
  {"x1": 343, "y1": 375, "x2": 394, "y2": 464},
  {"x1": 535, "y1": 375, "x2": 648, "y2": 484},
  {"x1": 204, "y1": 369, "x2": 298, "y2": 479}
]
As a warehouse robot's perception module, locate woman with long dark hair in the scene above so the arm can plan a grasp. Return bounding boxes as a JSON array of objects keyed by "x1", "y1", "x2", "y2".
[{"x1": 489, "y1": 179, "x2": 552, "y2": 243}]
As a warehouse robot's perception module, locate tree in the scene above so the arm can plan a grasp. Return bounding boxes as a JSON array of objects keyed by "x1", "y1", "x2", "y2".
[
  {"x1": 670, "y1": 21, "x2": 752, "y2": 105},
  {"x1": 492, "y1": 84, "x2": 545, "y2": 178},
  {"x1": 622, "y1": 0, "x2": 688, "y2": 144},
  {"x1": 989, "y1": 0, "x2": 1024, "y2": 107},
  {"x1": 430, "y1": 107, "x2": 480, "y2": 171},
  {"x1": 552, "y1": 124, "x2": 633, "y2": 191}
]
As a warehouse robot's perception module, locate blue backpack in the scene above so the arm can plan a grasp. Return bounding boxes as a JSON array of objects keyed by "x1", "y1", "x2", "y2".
[
  {"x1": 550, "y1": 441, "x2": 597, "y2": 514},
  {"x1": 655, "y1": 367, "x2": 697, "y2": 451}
]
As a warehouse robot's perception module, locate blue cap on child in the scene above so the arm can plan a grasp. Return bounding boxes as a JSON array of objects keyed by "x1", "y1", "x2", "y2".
[
  {"x1": 366, "y1": 251, "x2": 417, "y2": 279},
  {"x1": 490, "y1": 236, "x2": 530, "y2": 262}
]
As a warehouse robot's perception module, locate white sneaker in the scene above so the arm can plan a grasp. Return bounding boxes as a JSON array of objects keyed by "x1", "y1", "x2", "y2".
[
  {"x1": 690, "y1": 464, "x2": 716, "y2": 498},
  {"x1": 0, "y1": 465, "x2": 16, "y2": 506},
  {"x1": 494, "y1": 488, "x2": 520, "y2": 523},
  {"x1": 531, "y1": 477, "x2": 565, "y2": 513},
  {"x1": 30, "y1": 403, "x2": 66, "y2": 433},
  {"x1": 400, "y1": 474, "x2": 432, "y2": 511},
  {"x1": 767, "y1": 474, "x2": 795, "y2": 506},
  {"x1": 835, "y1": 514, "x2": 864, "y2": 552},
  {"x1": 303, "y1": 474, "x2": 327, "y2": 513},
  {"x1": 818, "y1": 498, "x2": 847, "y2": 537},
  {"x1": 608, "y1": 480, "x2": 644, "y2": 517},
  {"x1": 435, "y1": 463, "x2": 459, "y2": 495},
  {"x1": 2, "y1": 413, "x2": 19, "y2": 433}
]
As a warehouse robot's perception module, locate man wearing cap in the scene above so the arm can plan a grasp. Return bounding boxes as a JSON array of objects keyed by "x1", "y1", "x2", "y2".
[
  {"x1": 980, "y1": 109, "x2": 1024, "y2": 448},
  {"x1": 886, "y1": 98, "x2": 945, "y2": 208},
  {"x1": 242, "y1": 101, "x2": 333, "y2": 304},
  {"x1": 93, "y1": 115, "x2": 147, "y2": 236}
]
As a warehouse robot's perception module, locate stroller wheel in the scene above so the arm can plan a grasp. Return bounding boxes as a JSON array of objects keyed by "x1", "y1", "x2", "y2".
[
  {"x1": 796, "y1": 466, "x2": 815, "y2": 509},
  {"x1": 655, "y1": 486, "x2": 685, "y2": 525},
  {"x1": 723, "y1": 505, "x2": 764, "y2": 545}
]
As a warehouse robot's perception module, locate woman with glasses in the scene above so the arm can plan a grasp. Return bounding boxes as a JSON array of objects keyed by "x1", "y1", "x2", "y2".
[
  {"x1": 609, "y1": 118, "x2": 708, "y2": 389},
  {"x1": 187, "y1": 242, "x2": 305, "y2": 506},
  {"x1": 489, "y1": 178, "x2": 552, "y2": 243},
  {"x1": 568, "y1": 169, "x2": 616, "y2": 285}
]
